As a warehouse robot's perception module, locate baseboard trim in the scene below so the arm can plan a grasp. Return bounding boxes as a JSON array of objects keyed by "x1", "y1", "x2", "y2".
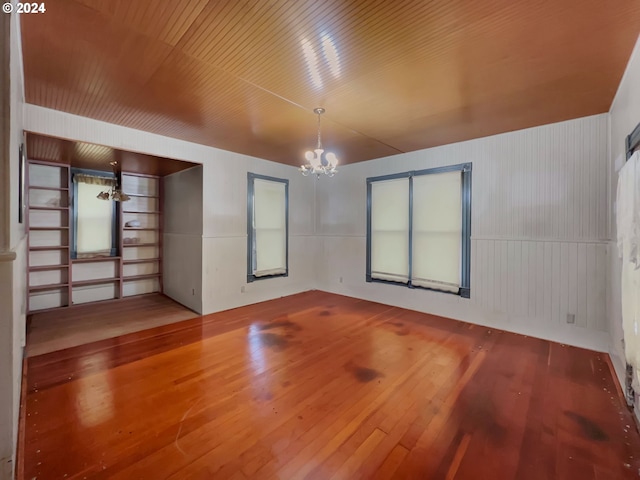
[
  {"x1": 606, "y1": 353, "x2": 640, "y2": 437},
  {"x1": 316, "y1": 287, "x2": 609, "y2": 353}
]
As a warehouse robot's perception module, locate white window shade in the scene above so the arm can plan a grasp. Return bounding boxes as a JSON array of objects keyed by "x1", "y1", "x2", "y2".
[
  {"x1": 76, "y1": 182, "x2": 114, "y2": 255},
  {"x1": 412, "y1": 171, "x2": 462, "y2": 293},
  {"x1": 370, "y1": 178, "x2": 409, "y2": 283},
  {"x1": 253, "y1": 178, "x2": 287, "y2": 276}
]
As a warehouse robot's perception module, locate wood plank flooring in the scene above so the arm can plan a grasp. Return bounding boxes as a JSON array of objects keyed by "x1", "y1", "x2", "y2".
[
  {"x1": 27, "y1": 294, "x2": 197, "y2": 357},
  {"x1": 23, "y1": 291, "x2": 640, "y2": 479}
]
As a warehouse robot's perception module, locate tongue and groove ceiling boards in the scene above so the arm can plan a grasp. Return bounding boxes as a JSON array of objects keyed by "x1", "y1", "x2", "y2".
[{"x1": 21, "y1": 0, "x2": 640, "y2": 166}]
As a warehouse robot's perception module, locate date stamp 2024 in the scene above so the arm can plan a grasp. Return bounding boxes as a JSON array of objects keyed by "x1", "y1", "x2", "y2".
[{"x1": 3, "y1": 2, "x2": 46, "y2": 14}]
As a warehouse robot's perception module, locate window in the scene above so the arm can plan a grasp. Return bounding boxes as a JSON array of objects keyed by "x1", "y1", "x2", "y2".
[
  {"x1": 72, "y1": 171, "x2": 117, "y2": 258},
  {"x1": 247, "y1": 173, "x2": 289, "y2": 282},
  {"x1": 366, "y1": 163, "x2": 472, "y2": 297}
]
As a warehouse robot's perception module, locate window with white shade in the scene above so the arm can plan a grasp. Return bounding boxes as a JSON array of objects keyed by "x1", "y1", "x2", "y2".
[
  {"x1": 72, "y1": 171, "x2": 117, "y2": 258},
  {"x1": 247, "y1": 173, "x2": 289, "y2": 282},
  {"x1": 370, "y1": 178, "x2": 410, "y2": 283},
  {"x1": 366, "y1": 163, "x2": 472, "y2": 297}
]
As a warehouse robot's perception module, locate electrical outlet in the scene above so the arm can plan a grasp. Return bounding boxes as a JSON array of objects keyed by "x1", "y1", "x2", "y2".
[
  {"x1": 339, "y1": 277, "x2": 343, "y2": 283},
  {"x1": 241, "y1": 286, "x2": 246, "y2": 293},
  {"x1": 566, "y1": 313, "x2": 575, "y2": 324},
  {"x1": 192, "y1": 288, "x2": 195, "y2": 296}
]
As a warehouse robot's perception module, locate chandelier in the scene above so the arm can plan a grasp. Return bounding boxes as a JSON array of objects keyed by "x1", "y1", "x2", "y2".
[
  {"x1": 97, "y1": 161, "x2": 130, "y2": 202},
  {"x1": 299, "y1": 107, "x2": 338, "y2": 177}
]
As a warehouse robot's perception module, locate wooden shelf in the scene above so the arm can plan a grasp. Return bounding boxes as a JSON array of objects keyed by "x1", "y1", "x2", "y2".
[
  {"x1": 123, "y1": 243, "x2": 158, "y2": 248},
  {"x1": 29, "y1": 283, "x2": 69, "y2": 292},
  {"x1": 123, "y1": 258, "x2": 159, "y2": 265},
  {"x1": 30, "y1": 245, "x2": 69, "y2": 251},
  {"x1": 123, "y1": 227, "x2": 159, "y2": 231},
  {"x1": 73, "y1": 278, "x2": 120, "y2": 287},
  {"x1": 30, "y1": 226, "x2": 69, "y2": 231},
  {"x1": 30, "y1": 264, "x2": 69, "y2": 272},
  {"x1": 126, "y1": 193, "x2": 159, "y2": 198},
  {"x1": 123, "y1": 274, "x2": 161, "y2": 282},
  {"x1": 28, "y1": 159, "x2": 70, "y2": 168},
  {"x1": 29, "y1": 186, "x2": 69, "y2": 192},
  {"x1": 122, "y1": 210, "x2": 160, "y2": 214},
  {"x1": 73, "y1": 256, "x2": 120, "y2": 263},
  {"x1": 122, "y1": 172, "x2": 160, "y2": 179},
  {"x1": 29, "y1": 205, "x2": 69, "y2": 211}
]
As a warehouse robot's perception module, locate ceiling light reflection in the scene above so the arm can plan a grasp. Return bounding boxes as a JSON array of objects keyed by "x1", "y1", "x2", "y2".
[
  {"x1": 321, "y1": 34, "x2": 341, "y2": 78},
  {"x1": 248, "y1": 324, "x2": 267, "y2": 375},
  {"x1": 301, "y1": 38, "x2": 323, "y2": 89},
  {"x1": 74, "y1": 352, "x2": 115, "y2": 428}
]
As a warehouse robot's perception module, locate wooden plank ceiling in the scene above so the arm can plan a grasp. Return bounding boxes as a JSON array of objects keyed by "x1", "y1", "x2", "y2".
[
  {"x1": 21, "y1": 0, "x2": 640, "y2": 166},
  {"x1": 26, "y1": 133, "x2": 198, "y2": 176}
]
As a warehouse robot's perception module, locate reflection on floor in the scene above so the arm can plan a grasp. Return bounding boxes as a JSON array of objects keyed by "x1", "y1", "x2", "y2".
[
  {"x1": 23, "y1": 291, "x2": 640, "y2": 479},
  {"x1": 27, "y1": 294, "x2": 197, "y2": 357}
]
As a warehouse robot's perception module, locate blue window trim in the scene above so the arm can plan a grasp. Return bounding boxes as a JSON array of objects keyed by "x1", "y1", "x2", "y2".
[
  {"x1": 247, "y1": 173, "x2": 289, "y2": 283},
  {"x1": 626, "y1": 121, "x2": 640, "y2": 160},
  {"x1": 70, "y1": 168, "x2": 118, "y2": 259},
  {"x1": 366, "y1": 162, "x2": 472, "y2": 298}
]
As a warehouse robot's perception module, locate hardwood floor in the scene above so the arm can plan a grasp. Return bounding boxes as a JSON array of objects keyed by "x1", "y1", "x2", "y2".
[
  {"x1": 23, "y1": 291, "x2": 640, "y2": 479},
  {"x1": 27, "y1": 294, "x2": 197, "y2": 357}
]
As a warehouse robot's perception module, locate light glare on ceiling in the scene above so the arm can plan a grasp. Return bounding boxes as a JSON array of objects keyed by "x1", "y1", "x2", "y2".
[
  {"x1": 321, "y1": 34, "x2": 341, "y2": 78},
  {"x1": 301, "y1": 38, "x2": 323, "y2": 89}
]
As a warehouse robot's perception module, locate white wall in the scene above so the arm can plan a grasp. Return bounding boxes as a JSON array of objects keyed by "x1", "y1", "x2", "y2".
[
  {"x1": 608, "y1": 34, "x2": 640, "y2": 388},
  {"x1": 0, "y1": 5, "x2": 26, "y2": 478},
  {"x1": 163, "y1": 166, "x2": 204, "y2": 313},
  {"x1": 23, "y1": 104, "x2": 318, "y2": 317},
  {"x1": 200, "y1": 152, "x2": 317, "y2": 314},
  {"x1": 316, "y1": 114, "x2": 610, "y2": 352}
]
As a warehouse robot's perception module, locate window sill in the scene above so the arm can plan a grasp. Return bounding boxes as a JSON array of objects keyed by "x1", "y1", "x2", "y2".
[
  {"x1": 247, "y1": 272, "x2": 288, "y2": 283},
  {"x1": 365, "y1": 276, "x2": 470, "y2": 298}
]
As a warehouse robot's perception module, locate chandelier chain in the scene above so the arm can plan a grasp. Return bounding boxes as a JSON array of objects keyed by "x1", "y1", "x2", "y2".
[{"x1": 316, "y1": 111, "x2": 322, "y2": 150}]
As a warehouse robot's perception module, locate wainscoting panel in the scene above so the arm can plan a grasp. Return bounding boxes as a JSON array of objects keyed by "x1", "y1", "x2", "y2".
[{"x1": 471, "y1": 238, "x2": 607, "y2": 333}]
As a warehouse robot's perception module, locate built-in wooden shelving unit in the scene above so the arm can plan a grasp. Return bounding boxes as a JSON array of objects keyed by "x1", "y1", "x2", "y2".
[
  {"x1": 27, "y1": 160, "x2": 72, "y2": 312},
  {"x1": 120, "y1": 173, "x2": 162, "y2": 298},
  {"x1": 27, "y1": 163, "x2": 163, "y2": 313}
]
